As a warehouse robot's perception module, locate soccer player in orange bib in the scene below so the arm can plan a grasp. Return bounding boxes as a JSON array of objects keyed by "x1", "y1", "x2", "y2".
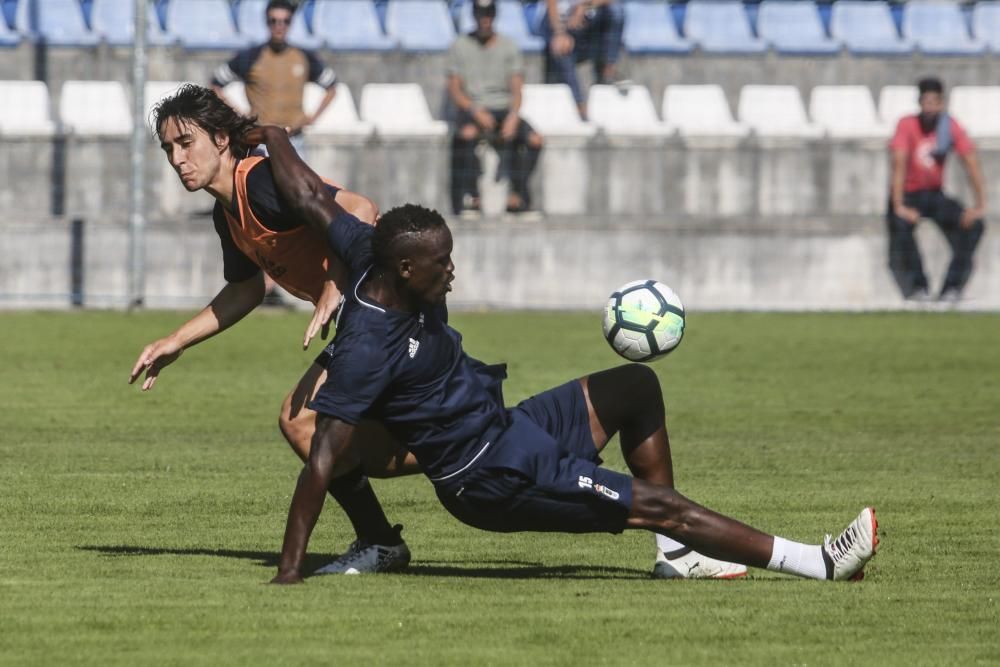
[{"x1": 128, "y1": 84, "x2": 415, "y2": 574}]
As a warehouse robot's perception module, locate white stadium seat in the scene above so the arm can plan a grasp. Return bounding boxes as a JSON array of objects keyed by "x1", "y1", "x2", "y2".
[
  {"x1": 587, "y1": 84, "x2": 673, "y2": 137},
  {"x1": 738, "y1": 85, "x2": 824, "y2": 138},
  {"x1": 948, "y1": 86, "x2": 1000, "y2": 138},
  {"x1": 810, "y1": 85, "x2": 891, "y2": 138},
  {"x1": 879, "y1": 85, "x2": 918, "y2": 127},
  {"x1": 303, "y1": 82, "x2": 373, "y2": 137},
  {"x1": 661, "y1": 85, "x2": 749, "y2": 138},
  {"x1": 0, "y1": 81, "x2": 58, "y2": 136},
  {"x1": 359, "y1": 84, "x2": 447, "y2": 137},
  {"x1": 520, "y1": 84, "x2": 595, "y2": 137},
  {"x1": 59, "y1": 80, "x2": 132, "y2": 136}
]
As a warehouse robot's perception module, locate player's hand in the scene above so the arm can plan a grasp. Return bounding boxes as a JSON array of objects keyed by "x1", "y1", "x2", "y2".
[
  {"x1": 128, "y1": 336, "x2": 184, "y2": 391},
  {"x1": 566, "y1": 4, "x2": 588, "y2": 30},
  {"x1": 270, "y1": 569, "x2": 304, "y2": 585},
  {"x1": 472, "y1": 107, "x2": 496, "y2": 132},
  {"x1": 960, "y1": 206, "x2": 984, "y2": 229},
  {"x1": 500, "y1": 113, "x2": 519, "y2": 141},
  {"x1": 550, "y1": 32, "x2": 574, "y2": 57},
  {"x1": 304, "y1": 281, "x2": 341, "y2": 350},
  {"x1": 895, "y1": 204, "x2": 920, "y2": 225}
]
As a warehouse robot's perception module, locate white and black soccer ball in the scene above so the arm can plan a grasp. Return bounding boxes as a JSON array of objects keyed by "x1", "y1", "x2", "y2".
[{"x1": 602, "y1": 280, "x2": 685, "y2": 362}]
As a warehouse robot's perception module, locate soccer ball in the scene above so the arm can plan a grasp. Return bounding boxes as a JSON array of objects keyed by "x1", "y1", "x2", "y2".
[{"x1": 602, "y1": 280, "x2": 685, "y2": 362}]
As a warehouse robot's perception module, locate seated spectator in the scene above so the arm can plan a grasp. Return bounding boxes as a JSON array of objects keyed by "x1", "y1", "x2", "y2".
[
  {"x1": 543, "y1": 0, "x2": 625, "y2": 119},
  {"x1": 447, "y1": 0, "x2": 543, "y2": 217},
  {"x1": 211, "y1": 0, "x2": 337, "y2": 158}
]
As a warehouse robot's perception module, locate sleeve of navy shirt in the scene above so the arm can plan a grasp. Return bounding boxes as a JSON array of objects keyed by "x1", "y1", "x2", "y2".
[
  {"x1": 212, "y1": 202, "x2": 261, "y2": 282},
  {"x1": 310, "y1": 327, "x2": 392, "y2": 424},
  {"x1": 325, "y1": 210, "x2": 374, "y2": 275}
]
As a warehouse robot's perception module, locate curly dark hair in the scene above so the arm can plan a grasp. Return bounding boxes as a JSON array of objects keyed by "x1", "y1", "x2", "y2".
[
  {"x1": 152, "y1": 83, "x2": 257, "y2": 159},
  {"x1": 372, "y1": 204, "x2": 449, "y2": 269}
]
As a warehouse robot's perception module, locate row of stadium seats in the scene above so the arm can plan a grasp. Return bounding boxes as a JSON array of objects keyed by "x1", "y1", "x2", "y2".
[
  {"x1": 4, "y1": 0, "x2": 1000, "y2": 55},
  {"x1": 5, "y1": 79, "x2": 1000, "y2": 140}
]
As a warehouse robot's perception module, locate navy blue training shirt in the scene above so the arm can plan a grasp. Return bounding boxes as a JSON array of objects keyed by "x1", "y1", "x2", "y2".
[{"x1": 308, "y1": 213, "x2": 508, "y2": 481}]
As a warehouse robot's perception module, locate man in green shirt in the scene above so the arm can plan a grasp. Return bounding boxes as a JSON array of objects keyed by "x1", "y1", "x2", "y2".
[{"x1": 447, "y1": 0, "x2": 544, "y2": 217}]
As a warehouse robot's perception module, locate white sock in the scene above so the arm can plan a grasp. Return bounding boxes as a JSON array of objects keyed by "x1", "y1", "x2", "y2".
[
  {"x1": 767, "y1": 536, "x2": 827, "y2": 580},
  {"x1": 655, "y1": 533, "x2": 687, "y2": 560}
]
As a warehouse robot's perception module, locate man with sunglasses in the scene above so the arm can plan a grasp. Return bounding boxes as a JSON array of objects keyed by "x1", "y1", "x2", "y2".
[{"x1": 211, "y1": 0, "x2": 337, "y2": 155}]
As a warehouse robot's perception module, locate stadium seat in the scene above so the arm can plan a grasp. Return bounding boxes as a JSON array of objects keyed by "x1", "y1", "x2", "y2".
[
  {"x1": 385, "y1": 0, "x2": 455, "y2": 51},
  {"x1": 0, "y1": 80, "x2": 57, "y2": 136},
  {"x1": 620, "y1": 1, "x2": 691, "y2": 54},
  {"x1": 587, "y1": 84, "x2": 672, "y2": 136},
  {"x1": 0, "y1": 3, "x2": 19, "y2": 46},
  {"x1": 972, "y1": 1, "x2": 1000, "y2": 52},
  {"x1": 809, "y1": 86, "x2": 891, "y2": 138},
  {"x1": 738, "y1": 85, "x2": 824, "y2": 138},
  {"x1": 457, "y1": 0, "x2": 544, "y2": 52},
  {"x1": 164, "y1": 0, "x2": 249, "y2": 50},
  {"x1": 28, "y1": 0, "x2": 99, "y2": 46},
  {"x1": 757, "y1": 1, "x2": 840, "y2": 55},
  {"x1": 91, "y1": 0, "x2": 173, "y2": 46},
  {"x1": 661, "y1": 85, "x2": 749, "y2": 138},
  {"x1": 520, "y1": 84, "x2": 595, "y2": 137},
  {"x1": 903, "y1": 1, "x2": 985, "y2": 55},
  {"x1": 878, "y1": 85, "x2": 918, "y2": 127},
  {"x1": 830, "y1": 1, "x2": 912, "y2": 55},
  {"x1": 59, "y1": 80, "x2": 132, "y2": 136},
  {"x1": 313, "y1": 0, "x2": 397, "y2": 50},
  {"x1": 303, "y1": 82, "x2": 373, "y2": 137},
  {"x1": 948, "y1": 86, "x2": 1000, "y2": 138},
  {"x1": 359, "y1": 83, "x2": 447, "y2": 136},
  {"x1": 144, "y1": 81, "x2": 192, "y2": 130},
  {"x1": 684, "y1": 1, "x2": 766, "y2": 54},
  {"x1": 237, "y1": 0, "x2": 323, "y2": 49},
  {"x1": 220, "y1": 82, "x2": 251, "y2": 116}
]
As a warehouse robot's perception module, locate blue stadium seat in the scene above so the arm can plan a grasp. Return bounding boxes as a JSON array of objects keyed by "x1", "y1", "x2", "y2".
[
  {"x1": 0, "y1": 2, "x2": 18, "y2": 45},
  {"x1": 91, "y1": 0, "x2": 173, "y2": 46},
  {"x1": 313, "y1": 0, "x2": 396, "y2": 50},
  {"x1": 24, "y1": 0, "x2": 99, "y2": 46},
  {"x1": 164, "y1": 0, "x2": 250, "y2": 50},
  {"x1": 684, "y1": 1, "x2": 766, "y2": 54},
  {"x1": 973, "y1": 1, "x2": 1000, "y2": 52},
  {"x1": 903, "y1": 1, "x2": 985, "y2": 55},
  {"x1": 457, "y1": 0, "x2": 544, "y2": 52},
  {"x1": 622, "y1": 1, "x2": 691, "y2": 54},
  {"x1": 237, "y1": 0, "x2": 323, "y2": 49},
  {"x1": 757, "y1": 1, "x2": 839, "y2": 55},
  {"x1": 385, "y1": 0, "x2": 455, "y2": 51},
  {"x1": 830, "y1": 1, "x2": 912, "y2": 55}
]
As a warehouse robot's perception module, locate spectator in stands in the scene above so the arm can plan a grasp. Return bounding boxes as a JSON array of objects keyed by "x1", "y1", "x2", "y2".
[
  {"x1": 887, "y1": 77, "x2": 986, "y2": 302},
  {"x1": 543, "y1": 0, "x2": 625, "y2": 119},
  {"x1": 447, "y1": 0, "x2": 543, "y2": 217},
  {"x1": 211, "y1": 0, "x2": 337, "y2": 157}
]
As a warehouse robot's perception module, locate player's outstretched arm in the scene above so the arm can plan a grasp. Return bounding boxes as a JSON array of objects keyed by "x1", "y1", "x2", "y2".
[
  {"x1": 273, "y1": 417, "x2": 358, "y2": 584},
  {"x1": 243, "y1": 125, "x2": 343, "y2": 237},
  {"x1": 128, "y1": 274, "x2": 265, "y2": 391}
]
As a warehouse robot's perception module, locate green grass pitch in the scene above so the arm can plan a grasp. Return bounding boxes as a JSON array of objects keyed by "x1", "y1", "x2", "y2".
[{"x1": 1, "y1": 310, "x2": 998, "y2": 666}]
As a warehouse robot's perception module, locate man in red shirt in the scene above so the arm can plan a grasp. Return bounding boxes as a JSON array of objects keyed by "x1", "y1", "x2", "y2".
[{"x1": 888, "y1": 77, "x2": 986, "y2": 301}]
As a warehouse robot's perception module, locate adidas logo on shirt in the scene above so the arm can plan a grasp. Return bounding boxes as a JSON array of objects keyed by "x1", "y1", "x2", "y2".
[{"x1": 408, "y1": 338, "x2": 420, "y2": 358}]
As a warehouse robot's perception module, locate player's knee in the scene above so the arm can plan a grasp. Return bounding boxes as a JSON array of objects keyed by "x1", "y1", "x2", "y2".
[
  {"x1": 619, "y1": 363, "x2": 662, "y2": 407},
  {"x1": 528, "y1": 132, "x2": 543, "y2": 150},
  {"x1": 458, "y1": 124, "x2": 479, "y2": 141}
]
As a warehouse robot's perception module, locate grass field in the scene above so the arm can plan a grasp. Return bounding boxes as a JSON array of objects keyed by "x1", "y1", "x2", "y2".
[{"x1": 1, "y1": 310, "x2": 998, "y2": 666}]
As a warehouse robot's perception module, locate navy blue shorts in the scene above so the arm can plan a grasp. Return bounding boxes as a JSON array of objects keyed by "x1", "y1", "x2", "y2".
[{"x1": 435, "y1": 381, "x2": 634, "y2": 534}]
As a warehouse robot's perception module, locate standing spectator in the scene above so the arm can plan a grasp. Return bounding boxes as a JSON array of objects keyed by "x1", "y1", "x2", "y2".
[
  {"x1": 887, "y1": 77, "x2": 986, "y2": 302},
  {"x1": 211, "y1": 0, "x2": 337, "y2": 157},
  {"x1": 543, "y1": 0, "x2": 625, "y2": 119},
  {"x1": 447, "y1": 0, "x2": 543, "y2": 217}
]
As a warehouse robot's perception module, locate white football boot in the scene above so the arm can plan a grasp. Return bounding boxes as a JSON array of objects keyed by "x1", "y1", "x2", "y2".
[
  {"x1": 652, "y1": 547, "x2": 748, "y2": 580},
  {"x1": 822, "y1": 507, "x2": 879, "y2": 581},
  {"x1": 314, "y1": 526, "x2": 412, "y2": 576}
]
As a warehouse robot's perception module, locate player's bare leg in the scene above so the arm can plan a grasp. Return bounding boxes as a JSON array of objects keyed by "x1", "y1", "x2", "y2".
[
  {"x1": 580, "y1": 364, "x2": 877, "y2": 581},
  {"x1": 279, "y1": 363, "x2": 420, "y2": 574}
]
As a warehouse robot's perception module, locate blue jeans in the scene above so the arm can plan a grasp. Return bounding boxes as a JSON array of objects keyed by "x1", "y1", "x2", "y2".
[{"x1": 542, "y1": 2, "x2": 625, "y2": 104}]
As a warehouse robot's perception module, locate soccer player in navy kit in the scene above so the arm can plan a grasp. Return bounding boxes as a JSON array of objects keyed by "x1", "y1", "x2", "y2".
[{"x1": 248, "y1": 126, "x2": 880, "y2": 586}]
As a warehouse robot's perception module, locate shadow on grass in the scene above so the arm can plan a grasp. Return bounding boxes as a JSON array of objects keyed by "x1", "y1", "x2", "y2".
[{"x1": 76, "y1": 545, "x2": 649, "y2": 580}]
